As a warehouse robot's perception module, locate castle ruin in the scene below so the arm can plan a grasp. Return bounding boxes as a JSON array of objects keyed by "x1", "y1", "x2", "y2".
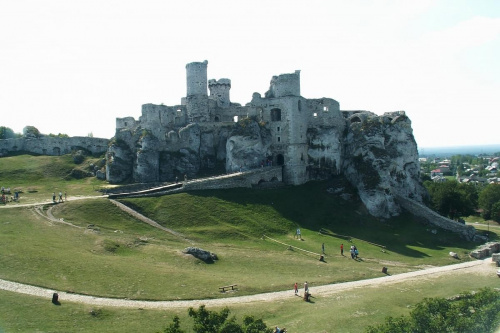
[{"x1": 108, "y1": 60, "x2": 427, "y2": 219}]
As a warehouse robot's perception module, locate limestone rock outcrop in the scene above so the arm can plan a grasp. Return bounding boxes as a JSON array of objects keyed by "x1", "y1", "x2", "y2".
[
  {"x1": 105, "y1": 60, "x2": 429, "y2": 219},
  {"x1": 343, "y1": 111, "x2": 427, "y2": 218}
]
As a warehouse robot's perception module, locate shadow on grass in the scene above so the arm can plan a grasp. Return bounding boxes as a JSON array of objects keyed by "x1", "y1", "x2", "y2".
[{"x1": 128, "y1": 179, "x2": 483, "y2": 258}]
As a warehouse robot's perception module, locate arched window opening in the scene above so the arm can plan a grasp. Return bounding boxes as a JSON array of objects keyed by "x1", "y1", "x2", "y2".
[
  {"x1": 214, "y1": 115, "x2": 220, "y2": 122},
  {"x1": 271, "y1": 108, "x2": 282, "y2": 121},
  {"x1": 351, "y1": 116, "x2": 361, "y2": 124}
]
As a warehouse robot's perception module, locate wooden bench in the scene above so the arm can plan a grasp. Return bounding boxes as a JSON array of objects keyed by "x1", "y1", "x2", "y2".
[{"x1": 219, "y1": 284, "x2": 237, "y2": 292}]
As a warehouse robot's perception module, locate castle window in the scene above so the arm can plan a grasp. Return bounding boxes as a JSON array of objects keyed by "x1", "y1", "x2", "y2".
[
  {"x1": 214, "y1": 116, "x2": 220, "y2": 122},
  {"x1": 124, "y1": 122, "x2": 128, "y2": 126},
  {"x1": 271, "y1": 108, "x2": 281, "y2": 121},
  {"x1": 323, "y1": 106, "x2": 329, "y2": 112},
  {"x1": 277, "y1": 137, "x2": 281, "y2": 142},
  {"x1": 313, "y1": 113, "x2": 318, "y2": 118},
  {"x1": 277, "y1": 126, "x2": 280, "y2": 132},
  {"x1": 233, "y1": 116, "x2": 239, "y2": 122}
]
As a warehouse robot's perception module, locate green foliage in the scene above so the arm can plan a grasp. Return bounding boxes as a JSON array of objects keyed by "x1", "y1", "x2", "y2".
[
  {"x1": 22, "y1": 125, "x2": 41, "y2": 138},
  {"x1": 0, "y1": 126, "x2": 16, "y2": 139},
  {"x1": 48, "y1": 133, "x2": 69, "y2": 138},
  {"x1": 423, "y1": 180, "x2": 478, "y2": 218},
  {"x1": 478, "y1": 184, "x2": 500, "y2": 221},
  {"x1": 366, "y1": 288, "x2": 500, "y2": 333},
  {"x1": 161, "y1": 316, "x2": 184, "y2": 333},
  {"x1": 161, "y1": 306, "x2": 272, "y2": 333}
]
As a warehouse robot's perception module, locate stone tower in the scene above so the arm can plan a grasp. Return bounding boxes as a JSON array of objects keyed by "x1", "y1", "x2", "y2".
[
  {"x1": 265, "y1": 70, "x2": 301, "y2": 98},
  {"x1": 185, "y1": 60, "x2": 209, "y2": 122},
  {"x1": 274, "y1": 71, "x2": 308, "y2": 185},
  {"x1": 208, "y1": 78, "x2": 231, "y2": 108}
]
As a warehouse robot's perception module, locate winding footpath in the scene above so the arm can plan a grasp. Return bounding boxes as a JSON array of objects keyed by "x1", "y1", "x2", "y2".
[
  {"x1": 1, "y1": 196, "x2": 498, "y2": 309},
  {"x1": 0, "y1": 259, "x2": 495, "y2": 309}
]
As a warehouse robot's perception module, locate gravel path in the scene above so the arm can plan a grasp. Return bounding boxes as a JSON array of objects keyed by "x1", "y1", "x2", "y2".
[{"x1": 0, "y1": 259, "x2": 495, "y2": 309}]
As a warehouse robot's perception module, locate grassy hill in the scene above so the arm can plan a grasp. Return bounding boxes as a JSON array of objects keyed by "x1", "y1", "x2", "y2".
[{"x1": 0, "y1": 154, "x2": 498, "y2": 332}]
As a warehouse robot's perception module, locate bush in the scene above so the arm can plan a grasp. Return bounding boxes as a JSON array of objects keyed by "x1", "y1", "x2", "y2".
[
  {"x1": 160, "y1": 306, "x2": 272, "y2": 333},
  {"x1": 366, "y1": 288, "x2": 500, "y2": 333}
]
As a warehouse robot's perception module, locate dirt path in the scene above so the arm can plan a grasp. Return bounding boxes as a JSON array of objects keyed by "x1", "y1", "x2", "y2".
[
  {"x1": 0, "y1": 195, "x2": 107, "y2": 209},
  {"x1": 0, "y1": 259, "x2": 496, "y2": 309},
  {"x1": 109, "y1": 199, "x2": 194, "y2": 243}
]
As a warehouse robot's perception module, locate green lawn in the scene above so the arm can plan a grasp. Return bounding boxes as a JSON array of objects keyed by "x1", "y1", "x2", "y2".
[{"x1": 0, "y1": 154, "x2": 498, "y2": 332}]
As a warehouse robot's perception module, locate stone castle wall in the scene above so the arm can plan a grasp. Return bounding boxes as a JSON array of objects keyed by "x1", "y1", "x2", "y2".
[
  {"x1": 396, "y1": 195, "x2": 477, "y2": 241},
  {"x1": 0, "y1": 137, "x2": 109, "y2": 157}
]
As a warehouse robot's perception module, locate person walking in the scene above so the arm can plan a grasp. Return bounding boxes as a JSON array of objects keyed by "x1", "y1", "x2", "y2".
[
  {"x1": 294, "y1": 282, "x2": 298, "y2": 295},
  {"x1": 340, "y1": 243, "x2": 344, "y2": 256}
]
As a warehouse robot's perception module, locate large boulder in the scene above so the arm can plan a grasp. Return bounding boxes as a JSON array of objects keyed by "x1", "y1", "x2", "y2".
[{"x1": 183, "y1": 247, "x2": 218, "y2": 262}]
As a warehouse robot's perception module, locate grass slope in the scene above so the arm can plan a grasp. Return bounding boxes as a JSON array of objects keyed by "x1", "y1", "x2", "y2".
[
  {"x1": 0, "y1": 154, "x2": 498, "y2": 332},
  {"x1": 0, "y1": 154, "x2": 106, "y2": 204}
]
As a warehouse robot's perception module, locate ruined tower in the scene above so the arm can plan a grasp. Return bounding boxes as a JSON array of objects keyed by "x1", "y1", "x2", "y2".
[
  {"x1": 208, "y1": 78, "x2": 231, "y2": 108},
  {"x1": 185, "y1": 60, "x2": 209, "y2": 122},
  {"x1": 268, "y1": 70, "x2": 308, "y2": 185}
]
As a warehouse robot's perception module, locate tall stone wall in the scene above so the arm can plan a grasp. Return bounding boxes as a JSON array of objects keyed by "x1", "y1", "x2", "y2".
[
  {"x1": 0, "y1": 137, "x2": 109, "y2": 157},
  {"x1": 396, "y1": 195, "x2": 477, "y2": 241}
]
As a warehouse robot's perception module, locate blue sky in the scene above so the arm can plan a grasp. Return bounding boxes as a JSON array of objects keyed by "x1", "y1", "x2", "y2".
[{"x1": 1, "y1": 0, "x2": 499, "y2": 148}]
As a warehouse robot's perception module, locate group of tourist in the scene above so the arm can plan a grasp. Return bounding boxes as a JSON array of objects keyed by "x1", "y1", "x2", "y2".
[
  {"x1": 52, "y1": 191, "x2": 67, "y2": 203},
  {"x1": 350, "y1": 245, "x2": 359, "y2": 259},
  {"x1": 1, "y1": 186, "x2": 19, "y2": 204}
]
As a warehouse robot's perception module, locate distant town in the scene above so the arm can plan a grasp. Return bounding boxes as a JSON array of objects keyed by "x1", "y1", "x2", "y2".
[{"x1": 420, "y1": 149, "x2": 500, "y2": 185}]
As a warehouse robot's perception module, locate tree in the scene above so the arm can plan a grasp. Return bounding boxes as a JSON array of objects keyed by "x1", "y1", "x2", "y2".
[
  {"x1": 162, "y1": 316, "x2": 184, "y2": 333},
  {"x1": 478, "y1": 184, "x2": 500, "y2": 221},
  {"x1": 366, "y1": 288, "x2": 500, "y2": 333},
  {"x1": 424, "y1": 180, "x2": 478, "y2": 218},
  {"x1": 22, "y1": 125, "x2": 41, "y2": 138},
  {"x1": 161, "y1": 306, "x2": 272, "y2": 333},
  {"x1": 0, "y1": 126, "x2": 16, "y2": 139}
]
